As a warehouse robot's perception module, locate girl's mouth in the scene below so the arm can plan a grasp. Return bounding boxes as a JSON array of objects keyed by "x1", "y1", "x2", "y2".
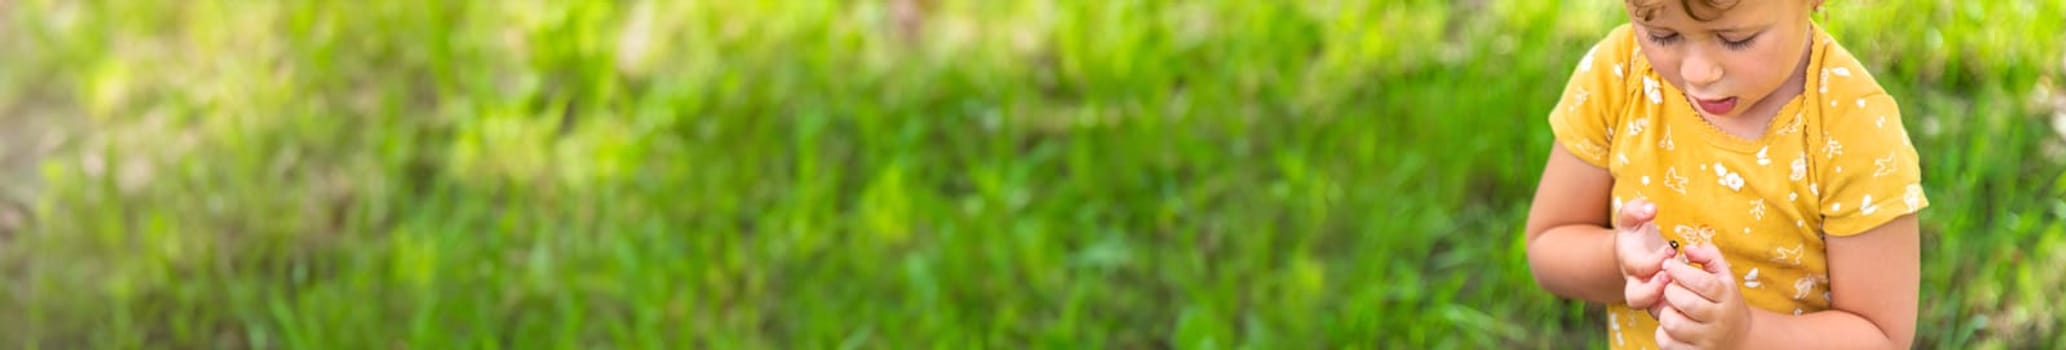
[{"x1": 1696, "y1": 97, "x2": 1738, "y2": 115}]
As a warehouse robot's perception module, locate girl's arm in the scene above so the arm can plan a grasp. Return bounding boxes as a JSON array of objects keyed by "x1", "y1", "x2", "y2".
[
  {"x1": 1737, "y1": 215, "x2": 1920, "y2": 349},
  {"x1": 1532, "y1": 24, "x2": 1652, "y2": 306},
  {"x1": 1523, "y1": 146, "x2": 1623, "y2": 304}
]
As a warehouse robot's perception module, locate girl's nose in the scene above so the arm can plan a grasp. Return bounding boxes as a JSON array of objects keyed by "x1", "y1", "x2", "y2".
[{"x1": 1680, "y1": 52, "x2": 1724, "y2": 88}]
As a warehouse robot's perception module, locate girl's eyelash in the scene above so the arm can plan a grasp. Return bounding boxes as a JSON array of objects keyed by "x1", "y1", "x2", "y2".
[
  {"x1": 1648, "y1": 32, "x2": 1758, "y2": 50},
  {"x1": 1721, "y1": 34, "x2": 1759, "y2": 50},
  {"x1": 1648, "y1": 33, "x2": 1681, "y2": 45}
]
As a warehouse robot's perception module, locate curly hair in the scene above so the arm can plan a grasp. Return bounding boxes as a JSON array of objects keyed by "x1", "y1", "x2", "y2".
[{"x1": 1626, "y1": 0, "x2": 1743, "y2": 22}]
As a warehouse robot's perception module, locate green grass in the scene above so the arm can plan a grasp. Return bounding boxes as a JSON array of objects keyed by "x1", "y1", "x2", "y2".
[{"x1": 0, "y1": 0, "x2": 2061, "y2": 348}]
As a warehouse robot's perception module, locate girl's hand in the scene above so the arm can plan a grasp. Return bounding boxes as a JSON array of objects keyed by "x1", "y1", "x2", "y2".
[
  {"x1": 1614, "y1": 198, "x2": 1675, "y2": 314},
  {"x1": 1655, "y1": 243, "x2": 1751, "y2": 350}
]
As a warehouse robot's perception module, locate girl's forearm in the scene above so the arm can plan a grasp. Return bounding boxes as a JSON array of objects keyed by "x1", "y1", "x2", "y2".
[
  {"x1": 1525, "y1": 224, "x2": 1625, "y2": 305},
  {"x1": 1738, "y1": 307, "x2": 1910, "y2": 350}
]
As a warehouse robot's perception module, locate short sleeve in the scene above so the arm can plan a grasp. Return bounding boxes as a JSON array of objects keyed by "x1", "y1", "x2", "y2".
[
  {"x1": 1817, "y1": 91, "x2": 1928, "y2": 236},
  {"x1": 1548, "y1": 25, "x2": 1635, "y2": 169}
]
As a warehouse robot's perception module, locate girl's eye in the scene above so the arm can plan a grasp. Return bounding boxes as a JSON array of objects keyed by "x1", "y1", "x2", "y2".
[
  {"x1": 1647, "y1": 32, "x2": 1682, "y2": 45},
  {"x1": 1721, "y1": 34, "x2": 1760, "y2": 50}
]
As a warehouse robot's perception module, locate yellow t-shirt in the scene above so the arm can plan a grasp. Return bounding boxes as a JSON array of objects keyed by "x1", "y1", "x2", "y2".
[{"x1": 1548, "y1": 24, "x2": 1929, "y2": 349}]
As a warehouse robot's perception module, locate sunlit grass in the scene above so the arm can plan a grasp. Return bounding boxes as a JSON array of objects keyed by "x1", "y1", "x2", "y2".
[{"x1": 0, "y1": 0, "x2": 2060, "y2": 348}]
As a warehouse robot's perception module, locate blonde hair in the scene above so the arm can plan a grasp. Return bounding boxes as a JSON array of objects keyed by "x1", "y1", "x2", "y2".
[{"x1": 1625, "y1": 0, "x2": 1743, "y2": 22}]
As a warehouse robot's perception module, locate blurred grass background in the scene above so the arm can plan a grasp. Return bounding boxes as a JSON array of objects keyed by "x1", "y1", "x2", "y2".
[{"x1": 0, "y1": 0, "x2": 2062, "y2": 348}]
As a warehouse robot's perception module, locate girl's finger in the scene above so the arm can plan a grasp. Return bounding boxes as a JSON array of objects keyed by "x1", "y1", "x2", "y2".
[
  {"x1": 1654, "y1": 309, "x2": 1697, "y2": 350},
  {"x1": 1626, "y1": 272, "x2": 1673, "y2": 308},
  {"x1": 1662, "y1": 255, "x2": 1730, "y2": 302},
  {"x1": 1662, "y1": 282, "x2": 1714, "y2": 322},
  {"x1": 1616, "y1": 199, "x2": 1658, "y2": 230},
  {"x1": 1627, "y1": 243, "x2": 1674, "y2": 277},
  {"x1": 1679, "y1": 243, "x2": 1732, "y2": 274}
]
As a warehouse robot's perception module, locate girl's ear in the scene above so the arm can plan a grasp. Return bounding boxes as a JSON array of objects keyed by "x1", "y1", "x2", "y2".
[{"x1": 1808, "y1": 0, "x2": 1826, "y2": 23}]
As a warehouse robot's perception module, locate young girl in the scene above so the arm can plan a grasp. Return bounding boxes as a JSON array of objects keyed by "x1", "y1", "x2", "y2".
[{"x1": 1524, "y1": 0, "x2": 1924, "y2": 348}]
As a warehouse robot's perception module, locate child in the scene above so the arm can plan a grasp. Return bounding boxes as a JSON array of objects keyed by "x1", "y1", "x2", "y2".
[{"x1": 1524, "y1": 0, "x2": 1925, "y2": 348}]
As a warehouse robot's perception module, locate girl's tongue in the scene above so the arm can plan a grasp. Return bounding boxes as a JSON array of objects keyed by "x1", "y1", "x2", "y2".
[{"x1": 1696, "y1": 97, "x2": 1738, "y2": 115}]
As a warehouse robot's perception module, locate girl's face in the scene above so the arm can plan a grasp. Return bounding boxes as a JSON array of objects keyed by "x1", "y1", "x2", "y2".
[{"x1": 1625, "y1": 0, "x2": 1817, "y2": 119}]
